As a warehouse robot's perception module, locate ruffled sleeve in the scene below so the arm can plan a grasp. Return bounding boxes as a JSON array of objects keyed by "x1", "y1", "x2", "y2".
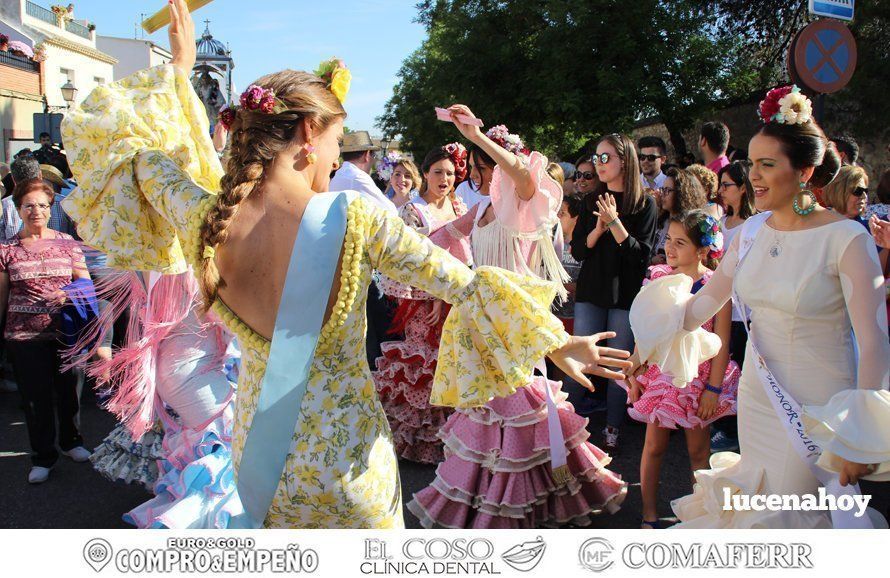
[
  {"x1": 360, "y1": 198, "x2": 569, "y2": 408},
  {"x1": 489, "y1": 151, "x2": 561, "y2": 234},
  {"x1": 802, "y1": 389, "x2": 890, "y2": 481},
  {"x1": 629, "y1": 273, "x2": 721, "y2": 387},
  {"x1": 61, "y1": 65, "x2": 221, "y2": 273}
]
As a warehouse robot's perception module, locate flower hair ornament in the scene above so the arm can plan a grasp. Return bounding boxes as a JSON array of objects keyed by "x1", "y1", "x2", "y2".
[
  {"x1": 216, "y1": 58, "x2": 352, "y2": 130},
  {"x1": 443, "y1": 142, "x2": 468, "y2": 181},
  {"x1": 485, "y1": 124, "x2": 530, "y2": 156},
  {"x1": 314, "y1": 58, "x2": 352, "y2": 105},
  {"x1": 758, "y1": 85, "x2": 813, "y2": 126},
  {"x1": 375, "y1": 151, "x2": 404, "y2": 182},
  {"x1": 697, "y1": 214, "x2": 725, "y2": 260}
]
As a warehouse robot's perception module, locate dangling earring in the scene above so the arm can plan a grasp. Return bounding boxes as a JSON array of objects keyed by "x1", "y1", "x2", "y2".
[
  {"x1": 305, "y1": 144, "x2": 317, "y2": 165},
  {"x1": 792, "y1": 181, "x2": 817, "y2": 216}
]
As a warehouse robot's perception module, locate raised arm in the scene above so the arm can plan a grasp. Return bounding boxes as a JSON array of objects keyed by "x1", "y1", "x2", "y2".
[{"x1": 445, "y1": 105, "x2": 535, "y2": 200}]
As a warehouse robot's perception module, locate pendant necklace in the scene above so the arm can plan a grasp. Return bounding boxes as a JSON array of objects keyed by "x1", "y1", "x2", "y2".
[{"x1": 768, "y1": 228, "x2": 783, "y2": 258}]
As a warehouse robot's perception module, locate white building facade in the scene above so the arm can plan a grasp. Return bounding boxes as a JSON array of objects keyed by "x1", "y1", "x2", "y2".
[{"x1": 96, "y1": 36, "x2": 171, "y2": 81}]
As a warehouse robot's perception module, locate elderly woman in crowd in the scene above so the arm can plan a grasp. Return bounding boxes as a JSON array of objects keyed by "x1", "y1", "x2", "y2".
[
  {"x1": 0, "y1": 178, "x2": 91, "y2": 484},
  {"x1": 822, "y1": 165, "x2": 869, "y2": 228}
]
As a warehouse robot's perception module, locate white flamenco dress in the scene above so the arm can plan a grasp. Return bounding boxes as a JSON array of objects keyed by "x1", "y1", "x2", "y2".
[{"x1": 630, "y1": 217, "x2": 890, "y2": 528}]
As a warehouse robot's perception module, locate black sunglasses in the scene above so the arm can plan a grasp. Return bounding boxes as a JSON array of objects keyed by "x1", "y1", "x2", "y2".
[
  {"x1": 575, "y1": 171, "x2": 595, "y2": 180},
  {"x1": 638, "y1": 154, "x2": 663, "y2": 162},
  {"x1": 851, "y1": 186, "x2": 868, "y2": 197}
]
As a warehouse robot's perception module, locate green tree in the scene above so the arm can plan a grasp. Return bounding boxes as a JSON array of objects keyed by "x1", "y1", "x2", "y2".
[{"x1": 379, "y1": 0, "x2": 760, "y2": 159}]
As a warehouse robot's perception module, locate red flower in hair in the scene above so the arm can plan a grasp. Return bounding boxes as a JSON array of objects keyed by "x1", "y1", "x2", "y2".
[
  {"x1": 443, "y1": 142, "x2": 468, "y2": 181},
  {"x1": 759, "y1": 85, "x2": 793, "y2": 123},
  {"x1": 218, "y1": 106, "x2": 235, "y2": 130}
]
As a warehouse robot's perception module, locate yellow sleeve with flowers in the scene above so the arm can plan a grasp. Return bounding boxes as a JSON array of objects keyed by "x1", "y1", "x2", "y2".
[
  {"x1": 355, "y1": 197, "x2": 569, "y2": 408},
  {"x1": 61, "y1": 65, "x2": 221, "y2": 273}
]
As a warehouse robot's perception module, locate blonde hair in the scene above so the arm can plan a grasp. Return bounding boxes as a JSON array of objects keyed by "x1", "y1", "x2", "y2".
[
  {"x1": 199, "y1": 69, "x2": 346, "y2": 309},
  {"x1": 546, "y1": 162, "x2": 565, "y2": 187},
  {"x1": 393, "y1": 158, "x2": 421, "y2": 190},
  {"x1": 686, "y1": 163, "x2": 719, "y2": 201},
  {"x1": 821, "y1": 165, "x2": 867, "y2": 213}
]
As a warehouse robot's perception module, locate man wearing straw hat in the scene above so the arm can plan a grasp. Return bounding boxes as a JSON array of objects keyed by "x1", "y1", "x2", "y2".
[
  {"x1": 329, "y1": 130, "x2": 396, "y2": 215},
  {"x1": 329, "y1": 131, "x2": 397, "y2": 367}
]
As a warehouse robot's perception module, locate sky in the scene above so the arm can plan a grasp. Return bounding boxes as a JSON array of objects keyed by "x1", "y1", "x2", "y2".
[{"x1": 70, "y1": 0, "x2": 427, "y2": 134}]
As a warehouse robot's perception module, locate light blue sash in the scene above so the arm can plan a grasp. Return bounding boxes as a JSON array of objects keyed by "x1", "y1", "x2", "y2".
[{"x1": 233, "y1": 191, "x2": 350, "y2": 528}]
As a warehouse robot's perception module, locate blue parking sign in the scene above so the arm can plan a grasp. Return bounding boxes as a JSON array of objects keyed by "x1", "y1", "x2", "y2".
[{"x1": 809, "y1": 0, "x2": 854, "y2": 21}]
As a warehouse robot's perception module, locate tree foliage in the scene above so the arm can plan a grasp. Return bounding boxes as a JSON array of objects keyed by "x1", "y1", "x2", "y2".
[{"x1": 379, "y1": 1, "x2": 887, "y2": 160}]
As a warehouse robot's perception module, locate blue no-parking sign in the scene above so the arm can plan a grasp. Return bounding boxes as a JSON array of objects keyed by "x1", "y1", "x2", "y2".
[{"x1": 809, "y1": 0, "x2": 854, "y2": 22}]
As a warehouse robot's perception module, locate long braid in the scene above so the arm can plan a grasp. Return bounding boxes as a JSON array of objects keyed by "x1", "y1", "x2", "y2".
[{"x1": 196, "y1": 69, "x2": 346, "y2": 311}]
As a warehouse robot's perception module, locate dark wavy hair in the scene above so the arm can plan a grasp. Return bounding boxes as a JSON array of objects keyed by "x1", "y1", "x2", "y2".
[
  {"x1": 717, "y1": 161, "x2": 756, "y2": 220},
  {"x1": 658, "y1": 167, "x2": 707, "y2": 227}
]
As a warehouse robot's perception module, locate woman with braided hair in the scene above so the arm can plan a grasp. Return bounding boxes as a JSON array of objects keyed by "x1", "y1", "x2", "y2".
[{"x1": 60, "y1": 0, "x2": 631, "y2": 528}]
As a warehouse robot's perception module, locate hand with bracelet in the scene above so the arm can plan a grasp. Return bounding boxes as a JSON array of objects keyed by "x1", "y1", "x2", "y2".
[
  {"x1": 697, "y1": 383, "x2": 720, "y2": 422},
  {"x1": 594, "y1": 193, "x2": 629, "y2": 243}
]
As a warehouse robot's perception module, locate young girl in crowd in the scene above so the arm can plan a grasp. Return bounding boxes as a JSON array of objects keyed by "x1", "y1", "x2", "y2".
[
  {"x1": 570, "y1": 134, "x2": 658, "y2": 451},
  {"x1": 374, "y1": 144, "x2": 469, "y2": 464},
  {"x1": 624, "y1": 210, "x2": 739, "y2": 528}
]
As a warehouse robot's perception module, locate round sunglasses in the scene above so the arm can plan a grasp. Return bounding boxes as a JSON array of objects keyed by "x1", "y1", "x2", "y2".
[{"x1": 591, "y1": 152, "x2": 612, "y2": 165}]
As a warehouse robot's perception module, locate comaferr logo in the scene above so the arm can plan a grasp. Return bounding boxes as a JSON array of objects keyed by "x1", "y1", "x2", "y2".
[{"x1": 579, "y1": 538, "x2": 615, "y2": 573}]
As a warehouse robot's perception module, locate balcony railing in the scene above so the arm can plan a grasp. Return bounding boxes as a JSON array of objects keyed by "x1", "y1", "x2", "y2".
[
  {"x1": 65, "y1": 20, "x2": 91, "y2": 39},
  {"x1": 25, "y1": 1, "x2": 56, "y2": 25},
  {"x1": 0, "y1": 51, "x2": 41, "y2": 73},
  {"x1": 26, "y1": 2, "x2": 93, "y2": 39}
]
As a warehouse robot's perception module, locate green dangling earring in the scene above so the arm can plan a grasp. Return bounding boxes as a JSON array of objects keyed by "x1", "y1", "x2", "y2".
[{"x1": 793, "y1": 181, "x2": 817, "y2": 216}]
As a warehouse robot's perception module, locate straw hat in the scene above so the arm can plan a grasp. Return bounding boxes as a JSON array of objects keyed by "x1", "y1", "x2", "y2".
[
  {"x1": 340, "y1": 131, "x2": 380, "y2": 154},
  {"x1": 40, "y1": 164, "x2": 65, "y2": 188}
]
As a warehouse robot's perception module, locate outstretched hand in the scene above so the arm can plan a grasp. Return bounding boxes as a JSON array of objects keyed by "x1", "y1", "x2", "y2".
[
  {"x1": 169, "y1": 0, "x2": 196, "y2": 75},
  {"x1": 547, "y1": 332, "x2": 632, "y2": 391}
]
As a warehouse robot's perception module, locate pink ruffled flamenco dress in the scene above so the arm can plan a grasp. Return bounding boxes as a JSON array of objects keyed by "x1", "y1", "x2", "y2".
[
  {"x1": 69, "y1": 272, "x2": 244, "y2": 528},
  {"x1": 621, "y1": 265, "x2": 740, "y2": 429},
  {"x1": 408, "y1": 151, "x2": 627, "y2": 528},
  {"x1": 374, "y1": 198, "x2": 468, "y2": 464}
]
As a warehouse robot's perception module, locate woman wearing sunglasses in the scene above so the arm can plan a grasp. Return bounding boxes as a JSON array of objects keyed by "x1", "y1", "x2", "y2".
[
  {"x1": 570, "y1": 134, "x2": 658, "y2": 452},
  {"x1": 573, "y1": 155, "x2": 599, "y2": 196},
  {"x1": 821, "y1": 165, "x2": 869, "y2": 229}
]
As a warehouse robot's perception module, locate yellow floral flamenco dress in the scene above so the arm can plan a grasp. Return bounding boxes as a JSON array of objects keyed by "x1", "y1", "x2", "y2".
[{"x1": 60, "y1": 65, "x2": 572, "y2": 529}]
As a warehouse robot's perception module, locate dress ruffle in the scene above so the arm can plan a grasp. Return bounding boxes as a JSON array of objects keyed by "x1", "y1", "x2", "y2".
[
  {"x1": 433, "y1": 267, "x2": 569, "y2": 409},
  {"x1": 374, "y1": 300, "x2": 453, "y2": 464},
  {"x1": 123, "y1": 405, "x2": 244, "y2": 529},
  {"x1": 90, "y1": 422, "x2": 164, "y2": 490},
  {"x1": 629, "y1": 274, "x2": 721, "y2": 386},
  {"x1": 622, "y1": 361, "x2": 739, "y2": 429},
  {"x1": 671, "y1": 451, "x2": 888, "y2": 529},
  {"x1": 407, "y1": 377, "x2": 627, "y2": 528},
  {"x1": 802, "y1": 389, "x2": 890, "y2": 482}
]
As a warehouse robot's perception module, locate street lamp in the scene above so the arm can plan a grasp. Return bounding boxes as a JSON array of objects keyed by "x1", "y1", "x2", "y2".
[{"x1": 60, "y1": 81, "x2": 78, "y2": 107}]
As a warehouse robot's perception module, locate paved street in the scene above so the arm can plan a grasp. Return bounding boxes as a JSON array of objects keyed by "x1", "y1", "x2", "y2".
[{"x1": 1, "y1": 386, "x2": 886, "y2": 529}]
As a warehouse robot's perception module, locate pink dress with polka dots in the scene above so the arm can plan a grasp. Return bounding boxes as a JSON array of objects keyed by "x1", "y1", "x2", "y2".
[{"x1": 621, "y1": 265, "x2": 740, "y2": 429}]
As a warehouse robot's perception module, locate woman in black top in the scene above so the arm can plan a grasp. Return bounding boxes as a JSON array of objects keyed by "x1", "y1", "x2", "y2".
[{"x1": 570, "y1": 134, "x2": 658, "y2": 452}]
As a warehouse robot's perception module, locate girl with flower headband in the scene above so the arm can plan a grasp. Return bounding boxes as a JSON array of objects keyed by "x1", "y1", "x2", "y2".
[
  {"x1": 409, "y1": 106, "x2": 628, "y2": 529},
  {"x1": 59, "y1": 0, "x2": 631, "y2": 529},
  {"x1": 373, "y1": 144, "x2": 470, "y2": 464},
  {"x1": 620, "y1": 209, "x2": 739, "y2": 528},
  {"x1": 627, "y1": 85, "x2": 889, "y2": 528}
]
